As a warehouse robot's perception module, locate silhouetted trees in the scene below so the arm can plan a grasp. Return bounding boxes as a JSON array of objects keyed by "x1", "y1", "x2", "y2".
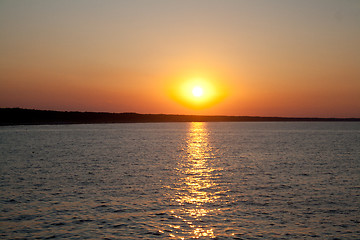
[{"x1": 0, "y1": 108, "x2": 358, "y2": 125}]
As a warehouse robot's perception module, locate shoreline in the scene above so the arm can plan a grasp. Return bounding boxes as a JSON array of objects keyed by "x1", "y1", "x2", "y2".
[{"x1": 1, "y1": 108, "x2": 359, "y2": 126}]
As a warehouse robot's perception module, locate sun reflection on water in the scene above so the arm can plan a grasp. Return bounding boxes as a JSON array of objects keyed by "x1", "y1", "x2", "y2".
[{"x1": 169, "y1": 122, "x2": 223, "y2": 238}]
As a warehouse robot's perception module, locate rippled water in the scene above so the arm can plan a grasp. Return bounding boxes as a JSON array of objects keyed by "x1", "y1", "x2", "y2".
[{"x1": 1, "y1": 122, "x2": 359, "y2": 239}]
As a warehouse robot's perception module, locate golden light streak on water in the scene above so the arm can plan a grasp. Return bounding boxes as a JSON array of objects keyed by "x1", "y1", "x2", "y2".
[{"x1": 170, "y1": 122, "x2": 222, "y2": 238}]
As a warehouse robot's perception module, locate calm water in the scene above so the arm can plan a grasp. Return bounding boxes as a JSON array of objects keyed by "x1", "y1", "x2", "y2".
[{"x1": 0, "y1": 122, "x2": 359, "y2": 239}]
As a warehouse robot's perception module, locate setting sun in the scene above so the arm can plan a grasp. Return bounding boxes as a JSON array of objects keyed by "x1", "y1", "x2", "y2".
[
  {"x1": 192, "y1": 86, "x2": 203, "y2": 97},
  {"x1": 167, "y1": 75, "x2": 228, "y2": 110}
]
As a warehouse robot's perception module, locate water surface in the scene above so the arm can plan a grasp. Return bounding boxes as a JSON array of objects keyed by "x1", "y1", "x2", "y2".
[{"x1": 1, "y1": 122, "x2": 359, "y2": 239}]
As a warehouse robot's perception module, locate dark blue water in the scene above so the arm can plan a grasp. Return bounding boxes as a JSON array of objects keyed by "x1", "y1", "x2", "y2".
[{"x1": 1, "y1": 122, "x2": 359, "y2": 239}]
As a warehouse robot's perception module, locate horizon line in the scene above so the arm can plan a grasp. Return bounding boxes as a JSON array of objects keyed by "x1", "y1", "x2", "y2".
[{"x1": 1, "y1": 107, "x2": 360, "y2": 121}]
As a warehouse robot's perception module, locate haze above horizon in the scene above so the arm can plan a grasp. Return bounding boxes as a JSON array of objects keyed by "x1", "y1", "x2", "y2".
[{"x1": 1, "y1": 0, "x2": 359, "y2": 118}]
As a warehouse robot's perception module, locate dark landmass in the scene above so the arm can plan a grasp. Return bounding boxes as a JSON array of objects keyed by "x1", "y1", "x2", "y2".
[{"x1": 1, "y1": 108, "x2": 359, "y2": 126}]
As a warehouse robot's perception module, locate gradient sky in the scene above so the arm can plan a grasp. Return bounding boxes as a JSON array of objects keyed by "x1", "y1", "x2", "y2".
[{"x1": 1, "y1": 0, "x2": 359, "y2": 117}]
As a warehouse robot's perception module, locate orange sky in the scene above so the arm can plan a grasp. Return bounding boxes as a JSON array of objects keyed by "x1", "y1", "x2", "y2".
[{"x1": 1, "y1": 0, "x2": 359, "y2": 117}]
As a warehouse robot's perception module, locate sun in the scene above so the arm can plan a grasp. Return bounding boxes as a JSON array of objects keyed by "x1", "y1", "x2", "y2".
[
  {"x1": 192, "y1": 86, "x2": 203, "y2": 97},
  {"x1": 167, "y1": 75, "x2": 228, "y2": 110}
]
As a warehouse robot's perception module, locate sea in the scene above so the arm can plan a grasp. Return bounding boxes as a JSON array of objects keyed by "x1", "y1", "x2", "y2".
[{"x1": 0, "y1": 122, "x2": 359, "y2": 239}]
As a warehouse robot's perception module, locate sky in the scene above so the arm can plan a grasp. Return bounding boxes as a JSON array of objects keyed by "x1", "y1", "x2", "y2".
[{"x1": 1, "y1": 0, "x2": 359, "y2": 117}]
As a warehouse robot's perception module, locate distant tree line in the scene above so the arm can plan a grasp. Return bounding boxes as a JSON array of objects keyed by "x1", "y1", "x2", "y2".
[{"x1": 0, "y1": 108, "x2": 359, "y2": 126}]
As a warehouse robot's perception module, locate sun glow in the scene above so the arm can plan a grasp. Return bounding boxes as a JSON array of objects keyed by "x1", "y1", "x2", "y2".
[
  {"x1": 192, "y1": 86, "x2": 203, "y2": 97},
  {"x1": 168, "y1": 75, "x2": 228, "y2": 110}
]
